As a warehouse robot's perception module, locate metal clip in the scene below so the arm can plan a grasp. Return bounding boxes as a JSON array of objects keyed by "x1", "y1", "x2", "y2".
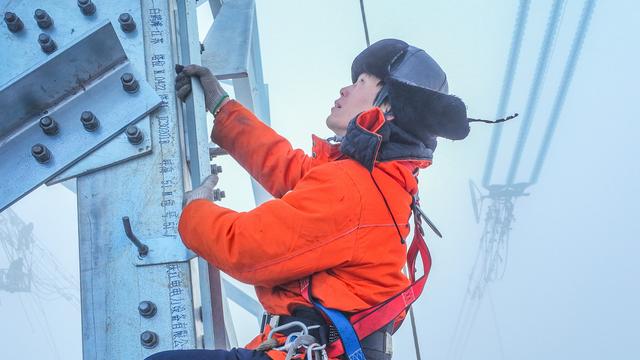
[{"x1": 306, "y1": 343, "x2": 328, "y2": 360}]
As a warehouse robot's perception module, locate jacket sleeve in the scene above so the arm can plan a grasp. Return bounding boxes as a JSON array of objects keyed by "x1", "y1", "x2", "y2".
[
  {"x1": 212, "y1": 100, "x2": 323, "y2": 198},
  {"x1": 178, "y1": 163, "x2": 361, "y2": 287}
]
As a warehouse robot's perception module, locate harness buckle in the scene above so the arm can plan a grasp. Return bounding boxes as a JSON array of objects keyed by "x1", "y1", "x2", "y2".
[{"x1": 306, "y1": 343, "x2": 328, "y2": 360}]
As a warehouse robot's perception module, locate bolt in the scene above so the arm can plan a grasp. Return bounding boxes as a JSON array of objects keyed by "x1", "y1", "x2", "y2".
[
  {"x1": 118, "y1": 13, "x2": 136, "y2": 33},
  {"x1": 213, "y1": 189, "x2": 226, "y2": 202},
  {"x1": 77, "y1": 0, "x2": 96, "y2": 16},
  {"x1": 39, "y1": 116, "x2": 59, "y2": 135},
  {"x1": 140, "y1": 331, "x2": 159, "y2": 349},
  {"x1": 4, "y1": 12, "x2": 24, "y2": 33},
  {"x1": 80, "y1": 111, "x2": 99, "y2": 131},
  {"x1": 208, "y1": 147, "x2": 228, "y2": 159},
  {"x1": 138, "y1": 301, "x2": 157, "y2": 318},
  {"x1": 210, "y1": 164, "x2": 222, "y2": 175},
  {"x1": 126, "y1": 125, "x2": 144, "y2": 145},
  {"x1": 31, "y1": 144, "x2": 51, "y2": 163},
  {"x1": 121, "y1": 72, "x2": 139, "y2": 93},
  {"x1": 33, "y1": 9, "x2": 53, "y2": 29},
  {"x1": 38, "y1": 33, "x2": 57, "y2": 54}
]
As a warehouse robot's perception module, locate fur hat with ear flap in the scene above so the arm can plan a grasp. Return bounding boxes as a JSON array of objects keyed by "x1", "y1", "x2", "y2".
[{"x1": 351, "y1": 39, "x2": 471, "y2": 143}]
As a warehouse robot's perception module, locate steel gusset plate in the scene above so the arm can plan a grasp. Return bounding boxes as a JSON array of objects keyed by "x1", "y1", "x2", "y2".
[
  {"x1": 1, "y1": 0, "x2": 153, "y2": 186},
  {"x1": 0, "y1": 21, "x2": 161, "y2": 212}
]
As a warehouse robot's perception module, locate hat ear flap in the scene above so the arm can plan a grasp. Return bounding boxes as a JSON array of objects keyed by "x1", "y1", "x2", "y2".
[{"x1": 389, "y1": 79, "x2": 470, "y2": 141}]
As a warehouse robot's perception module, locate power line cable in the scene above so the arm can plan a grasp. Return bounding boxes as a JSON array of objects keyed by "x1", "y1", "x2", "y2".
[{"x1": 359, "y1": 0, "x2": 371, "y2": 46}]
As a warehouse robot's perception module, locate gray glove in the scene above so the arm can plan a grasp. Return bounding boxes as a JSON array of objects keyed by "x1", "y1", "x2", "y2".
[
  {"x1": 175, "y1": 64, "x2": 228, "y2": 113},
  {"x1": 182, "y1": 174, "x2": 220, "y2": 208}
]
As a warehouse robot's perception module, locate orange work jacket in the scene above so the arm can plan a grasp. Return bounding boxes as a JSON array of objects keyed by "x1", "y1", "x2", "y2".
[{"x1": 178, "y1": 100, "x2": 431, "y2": 356}]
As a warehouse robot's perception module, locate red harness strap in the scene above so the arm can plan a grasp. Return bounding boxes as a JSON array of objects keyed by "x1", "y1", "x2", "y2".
[{"x1": 300, "y1": 206, "x2": 432, "y2": 359}]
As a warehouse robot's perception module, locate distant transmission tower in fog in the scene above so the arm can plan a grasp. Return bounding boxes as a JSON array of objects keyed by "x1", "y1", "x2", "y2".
[
  {"x1": 0, "y1": 208, "x2": 80, "y2": 306},
  {"x1": 448, "y1": 0, "x2": 596, "y2": 359}
]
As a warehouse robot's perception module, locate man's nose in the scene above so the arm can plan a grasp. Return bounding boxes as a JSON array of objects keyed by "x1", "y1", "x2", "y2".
[{"x1": 340, "y1": 85, "x2": 350, "y2": 97}]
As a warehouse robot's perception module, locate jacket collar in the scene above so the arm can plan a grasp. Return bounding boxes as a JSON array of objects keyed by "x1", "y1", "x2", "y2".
[{"x1": 311, "y1": 108, "x2": 433, "y2": 180}]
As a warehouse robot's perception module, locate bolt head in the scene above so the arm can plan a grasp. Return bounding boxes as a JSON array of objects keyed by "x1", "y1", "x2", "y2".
[
  {"x1": 119, "y1": 13, "x2": 131, "y2": 23},
  {"x1": 32, "y1": 145, "x2": 44, "y2": 155},
  {"x1": 121, "y1": 73, "x2": 134, "y2": 84},
  {"x1": 138, "y1": 301, "x2": 157, "y2": 318},
  {"x1": 31, "y1": 144, "x2": 51, "y2": 163},
  {"x1": 140, "y1": 331, "x2": 158, "y2": 348},
  {"x1": 81, "y1": 111, "x2": 94, "y2": 122},
  {"x1": 121, "y1": 73, "x2": 139, "y2": 93},
  {"x1": 34, "y1": 9, "x2": 46, "y2": 19},
  {"x1": 38, "y1": 33, "x2": 50, "y2": 44},
  {"x1": 40, "y1": 116, "x2": 52, "y2": 127},
  {"x1": 4, "y1": 12, "x2": 16, "y2": 22},
  {"x1": 126, "y1": 126, "x2": 138, "y2": 136}
]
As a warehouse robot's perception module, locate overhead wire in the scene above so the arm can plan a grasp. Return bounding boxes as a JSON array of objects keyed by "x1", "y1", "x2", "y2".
[
  {"x1": 506, "y1": 0, "x2": 567, "y2": 185},
  {"x1": 482, "y1": 0, "x2": 532, "y2": 188},
  {"x1": 530, "y1": 0, "x2": 596, "y2": 184},
  {"x1": 359, "y1": 0, "x2": 371, "y2": 46}
]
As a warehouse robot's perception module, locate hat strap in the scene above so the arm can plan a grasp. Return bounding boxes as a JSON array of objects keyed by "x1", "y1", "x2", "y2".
[{"x1": 468, "y1": 112, "x2": 519, "y2": 124}]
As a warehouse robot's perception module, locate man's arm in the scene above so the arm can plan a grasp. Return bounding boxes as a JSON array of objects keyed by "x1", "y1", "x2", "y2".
[
  {"x1": 175, "y1": 64, "x2": 322, "y2": 197},
  {"x1": 178, "y1": 162, "x2": 360, "y2": 287},
  {"x1": 212, "y1": 100, "x2": 323, "y2": 198}
]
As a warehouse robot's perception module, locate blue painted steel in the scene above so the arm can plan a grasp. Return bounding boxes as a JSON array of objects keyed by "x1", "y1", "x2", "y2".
[
  {"x1": 530, "y1": 0, "x2": 596, "y2": 185},
  {"x1": 0, "y1": 21, "x2": 161, "y2": 212},
  {"x1": 0, "y1": 0, "x2": 154, "y2": 183},
  {"x1": 481, "y1": 0, "x2": 531, "y2": 188},
  {"x1": 505, "y1": 0, "x2": 565, "y2": 186}
]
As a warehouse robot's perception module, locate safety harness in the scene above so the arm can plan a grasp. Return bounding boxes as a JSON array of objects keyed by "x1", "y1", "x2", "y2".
[{"x1": 296, "y1": 194, "x2": 434, "y2": 360}]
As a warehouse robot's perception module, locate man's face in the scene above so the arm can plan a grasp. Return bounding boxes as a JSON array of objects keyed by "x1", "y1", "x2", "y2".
[{"x1": 326, "y1": 73, "x2": 383, "y2": 136}]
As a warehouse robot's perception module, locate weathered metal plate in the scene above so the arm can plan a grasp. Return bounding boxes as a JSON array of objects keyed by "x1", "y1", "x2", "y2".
[{"x1": 0, "y1": 21, "x2": 161, "y2": 212}]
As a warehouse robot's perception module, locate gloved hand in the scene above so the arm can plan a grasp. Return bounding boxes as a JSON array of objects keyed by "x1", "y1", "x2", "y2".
[
  {"x1": 182, "y1": 174, "x2": 220, "y2": 208},
  {"x1": 175, "y1": 64, "x2": 229, "y2": 113}
]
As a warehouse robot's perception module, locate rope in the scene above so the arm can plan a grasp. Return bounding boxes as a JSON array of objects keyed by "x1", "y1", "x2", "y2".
[{"x1": 369, "y1": 171, "x2": 404, "y2": 244}]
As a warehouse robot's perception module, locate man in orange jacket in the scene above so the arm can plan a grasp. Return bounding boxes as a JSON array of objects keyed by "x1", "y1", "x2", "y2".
[{"x1": 147, "y1": 39, "x2": 472, "y2": 360}]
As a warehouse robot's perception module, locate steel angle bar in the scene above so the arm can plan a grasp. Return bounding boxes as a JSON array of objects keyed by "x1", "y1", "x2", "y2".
[
  {"x1": 204, "y1": 0, "x2": 272, "y2": 205},
  {"x1": 201, "y1": 0, "x2": 254, "y2": 79},
  {"x1": 0, "y1": 21, "x2": 161, "y2": 212},
  {"x1": 78, "y1": 1, "x2": 197, "y2": 356},
  {"x1": 175, "y1": 0, "x2": 223, "y2": 350},
  {"x1": 222, "y1": 278, "x2": 264, "y2": 321}
]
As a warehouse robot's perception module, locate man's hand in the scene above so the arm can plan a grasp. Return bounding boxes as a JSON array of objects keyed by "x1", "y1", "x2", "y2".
[
  {"x1": 175, "y1": 64, "x2": 229, "y2": 113},
  {"x1": 182, "y1": 174, "x2": 220, "y2": 208}
]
